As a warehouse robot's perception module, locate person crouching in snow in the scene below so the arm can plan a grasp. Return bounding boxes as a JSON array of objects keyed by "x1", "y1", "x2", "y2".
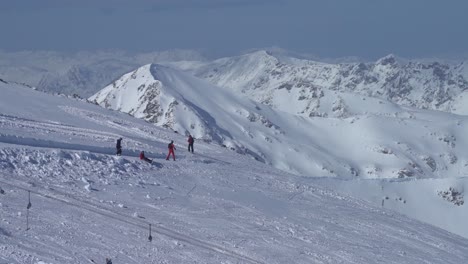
[
  {"x1": 166, "y1": 140, "x2": 176, "y2": 161},
  {"x1": 139, "y1": 151, "x2": 152, "y2": 163}
]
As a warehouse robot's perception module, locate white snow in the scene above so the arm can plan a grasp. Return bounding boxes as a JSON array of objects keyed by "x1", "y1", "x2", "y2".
[{"x1": 2, "y1": 81, "x2": 468, "y2": 263}]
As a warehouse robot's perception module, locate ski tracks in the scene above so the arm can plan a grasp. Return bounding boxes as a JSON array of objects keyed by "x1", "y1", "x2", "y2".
[
  {"x1": 60, "y1": 106, "x2": 171, "y2": 143},
  {"x1": 0, "y1": 178, "x2": 264, "y2": 264},
  {"x1": 0, "y1": 111, "x2": 158, "y2": 158},
  {"x1": 0, "y1": 113, "x2": 119, "y2": 142}
]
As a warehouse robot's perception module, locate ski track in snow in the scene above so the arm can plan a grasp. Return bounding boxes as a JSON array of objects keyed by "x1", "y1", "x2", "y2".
[
  {"x1": 0, "y1": 179, "x2": 263, "y2": 264},
  {"x1": 0, "y1": 109, "x2": 206, "y2": 161}
]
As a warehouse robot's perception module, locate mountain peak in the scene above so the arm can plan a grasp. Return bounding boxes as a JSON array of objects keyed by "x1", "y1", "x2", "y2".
[
  {"x1": 239, "y1": 50, "x2": 279, "y2": 63},
  {"x1": 376, "y1": 54, "x2": 398, "y2": 65}
]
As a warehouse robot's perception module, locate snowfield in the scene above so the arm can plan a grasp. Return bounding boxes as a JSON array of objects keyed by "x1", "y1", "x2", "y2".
[{"x1": 2, "y1": 81, "x2": 468, "y2": 263}]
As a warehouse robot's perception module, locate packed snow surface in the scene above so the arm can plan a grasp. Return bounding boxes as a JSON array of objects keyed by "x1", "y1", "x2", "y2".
[{"x1": 2, "y1": 82, "x2": 468, "y2": 263}]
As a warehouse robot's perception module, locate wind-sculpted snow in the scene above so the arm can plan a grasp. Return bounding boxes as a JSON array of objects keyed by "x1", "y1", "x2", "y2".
[{"x1": 2, "y1": 81, "x2": 468, "y2": 263}]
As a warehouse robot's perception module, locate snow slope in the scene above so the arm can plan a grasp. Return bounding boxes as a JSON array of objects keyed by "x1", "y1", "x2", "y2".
[
  {"x1": 90, "y1": 64, "x2": 468, "y2": 180},
  {"x1": 315, "y1": 177, "x2": 468, "y2": 238},
  {"x1": 2, "y1": 81, "x2": 468, "y2": 263}
]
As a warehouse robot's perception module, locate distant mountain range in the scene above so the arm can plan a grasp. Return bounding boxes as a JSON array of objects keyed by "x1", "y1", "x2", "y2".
[
  {"x1": 2, "y1": 50, "x2": 468, "y2": 114},
  {"x1": 0, "y1": 49, "x2": 206, "y2": 97},
  {"x1": 168, "y1": 50, "x2": 468, "y2": 115}
]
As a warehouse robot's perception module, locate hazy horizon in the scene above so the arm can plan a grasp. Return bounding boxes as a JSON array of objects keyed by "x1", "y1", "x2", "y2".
[{"x1": 2, "y1": 0, "x2": 468, "y2": 60}]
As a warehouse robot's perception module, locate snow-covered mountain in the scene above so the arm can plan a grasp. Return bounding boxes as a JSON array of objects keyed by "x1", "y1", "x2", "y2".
[
  {"x1": 89, "y1": 63, "x2": 468, "y2": 239},
  {"x1": 168, "y1": 50, "x2": 468, "y2": 115},
  {"x1": 90, "y1": 63, "x2": 468, "y2": 179},
  {"x1": 0, "y1": 50, "x2": 206, "y2": 97},
  {"x1": 3, "y1": 49, "x2": 468, "y2": 114},
  {"x1": 4, "y1": 79, "x2": 468, "y2": 263}
]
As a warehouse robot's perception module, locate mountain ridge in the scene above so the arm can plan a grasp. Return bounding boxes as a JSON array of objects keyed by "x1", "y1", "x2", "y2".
[
  {"x1": 168, "y1": 50, "x2": 468, "y2": 116},
  {"x1": 3, "y1": 49, "x2": 468, "y2": 111},
  {"x1": 89, "y1": 62, "x2": 468, "y2": 180}
]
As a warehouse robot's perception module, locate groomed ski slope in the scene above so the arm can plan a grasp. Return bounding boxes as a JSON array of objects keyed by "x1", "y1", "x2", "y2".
[{"x1": 1, "y1": 83, "x2": 468, "y2": 263}]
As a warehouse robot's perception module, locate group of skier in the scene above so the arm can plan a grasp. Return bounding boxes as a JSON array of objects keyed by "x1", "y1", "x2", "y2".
[
  {"x1": 115, "y1": 134, "x2": 195, "y2": 163},
  {"x1": 101, "y1": 136, "x2": 195, "y2": 263}
]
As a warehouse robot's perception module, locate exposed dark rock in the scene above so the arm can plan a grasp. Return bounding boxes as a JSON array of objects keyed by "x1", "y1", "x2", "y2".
[{"x1": 438, "y1": 187, "x2": 464, "y2": 206}]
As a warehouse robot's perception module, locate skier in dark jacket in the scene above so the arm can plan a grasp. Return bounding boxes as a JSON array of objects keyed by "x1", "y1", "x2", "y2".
[
  {"x1": 106, "y1": 258, "x2": 112, "y2": 264},
  {"x1": 139, "y1": 151, "x2": 152, "y2": 163},
  {"x1": 187, "y1": 134, "x2": 194, "y2": 153},
  {"x1": 166, "y1": 140, "x2": 176, "y2": 161},
  {"x1": 116, "y1": 138, "x2": 122, "y2": 156}
]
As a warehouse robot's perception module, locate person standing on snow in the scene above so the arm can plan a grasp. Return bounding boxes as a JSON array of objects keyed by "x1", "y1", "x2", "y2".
[
  {"x1": 116, "y1": 138, "x2": 123, "y2": 156},
  {"x1": 106, "y1": 258, "x2": 112, "y2": 264},
  {"x1": 139, "y1": 151, "x2": 153, "y2": 163},
  {"x1": 187, "y1": 134, "x2": 194, "y2": 153},
  {"x1": 166, "y1": 140, "x2": 176, "y2": 161}
]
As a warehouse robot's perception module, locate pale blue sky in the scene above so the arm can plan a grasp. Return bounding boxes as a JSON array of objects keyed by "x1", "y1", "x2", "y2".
[{"x1": 2, "y1": 0, "x2": 467, "y2": 59}]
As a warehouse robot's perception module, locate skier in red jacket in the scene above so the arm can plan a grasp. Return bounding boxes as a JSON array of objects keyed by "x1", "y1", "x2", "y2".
[{"x1": 166, "y1": 140, "x2": 176, "y2": 161}]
